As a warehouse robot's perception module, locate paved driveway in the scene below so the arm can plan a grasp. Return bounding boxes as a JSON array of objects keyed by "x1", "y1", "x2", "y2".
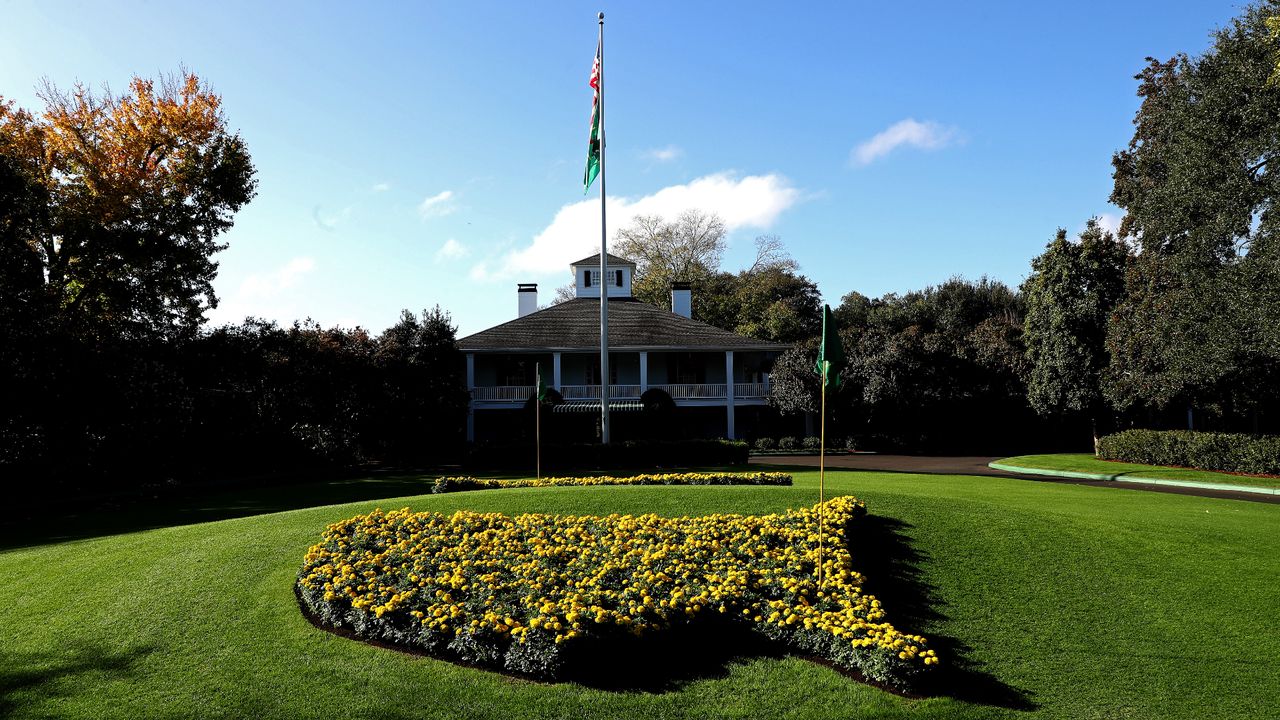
[{"x1": 749, "y1": 453, "x2": 1280, "y2": 504}]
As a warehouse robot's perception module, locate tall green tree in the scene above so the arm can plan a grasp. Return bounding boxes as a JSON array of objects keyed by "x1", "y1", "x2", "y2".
[
  {"x1": 1107, "y1": 3, "x2": 1280, "y2": 420},
  {"x1": 1022, "y1": 220, "x2": 1130, "y2": 451},
  {"x1": 0, "y1": 71, "x2": 257, "y2": 339},
  {"x1": 612, "y1": 210, "x2": 726, "y2": 308}
]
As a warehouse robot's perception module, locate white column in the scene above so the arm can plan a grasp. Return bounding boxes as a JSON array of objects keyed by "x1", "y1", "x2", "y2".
[
  {"x1": 725, "y1": 350, "x2": 735, "y2": 439},
  {"x1": 553, "y1": 352, "x2": 562, "y2": 390},
  {"x1": 639, "y1": 351, "x2": 648, "y2": 393},
  {"x1": 465, "y1": 353, "x2": 476, "y2": 442}
]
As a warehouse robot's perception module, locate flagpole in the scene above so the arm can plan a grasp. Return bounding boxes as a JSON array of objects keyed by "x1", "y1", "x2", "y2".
[
  {"x1": 536, "y1": 363, "x2": 542, "y2": 480},
  {"x1": 818, "y1": 372, "x2": 826, "y2": 588},
  {"x1": 597, "y1": 11, "x2": 610, "y2": 446}
]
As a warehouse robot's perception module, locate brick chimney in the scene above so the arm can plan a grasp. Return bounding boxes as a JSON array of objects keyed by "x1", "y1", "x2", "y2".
[{"x1": 517, "y1": 283, "x2": 538, "y2": 317}]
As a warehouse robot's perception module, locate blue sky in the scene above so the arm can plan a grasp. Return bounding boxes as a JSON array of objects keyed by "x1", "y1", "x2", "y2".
[{"x1": 0, "y1": 1, "x2": 1245, "y2": 336}]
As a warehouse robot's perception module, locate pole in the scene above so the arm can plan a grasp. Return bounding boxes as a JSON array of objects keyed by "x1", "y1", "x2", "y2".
[
  {"x1": 818, "y1": 374, "x2": 826, "y2": 588},
  {"x1": 536, "y1": 363, "x2": 542, "y2": 479},
  {"x1": 597, "y1": 11, "x2": 610, "y2": 445}
]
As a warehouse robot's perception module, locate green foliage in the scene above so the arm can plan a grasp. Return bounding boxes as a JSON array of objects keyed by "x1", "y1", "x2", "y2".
[
  {"x1": 1022, "y1": 220, "x2": 1130, "y2": 427},
  {"x1": 770, "y1": 276, "x2": 1039, "y2": 453},
  {"x1": 1098, "y1": 428, "x2": 1280, "y2": 475},
  {"x1": 1107, "y1": 3, "x2": 1280, "y2": 415}
]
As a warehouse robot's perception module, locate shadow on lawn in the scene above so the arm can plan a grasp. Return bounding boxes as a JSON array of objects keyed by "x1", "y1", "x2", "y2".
[
  {"x1": 0, "y1": 641, "x2": 155, "y2": 715},
  {"x1": 0, "y1": 469, "x2": 469, "y2": 551},
  {"x1": 850, "y1": 514, "x2": 1036, "y2": 711}
]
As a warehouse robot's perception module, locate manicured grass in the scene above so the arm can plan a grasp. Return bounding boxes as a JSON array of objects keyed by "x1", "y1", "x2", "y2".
[
  {"x1": 2, "y1": 467, "x2": 1277, "y2": 719},
  {"x1": 997, "y1": 453, "x2": 1280, "y2": 489}
]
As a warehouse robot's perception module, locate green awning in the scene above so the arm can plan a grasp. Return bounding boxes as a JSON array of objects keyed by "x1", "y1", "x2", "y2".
[{"x1": 552, "y1": 400, "x2": 644, "y2": 413}]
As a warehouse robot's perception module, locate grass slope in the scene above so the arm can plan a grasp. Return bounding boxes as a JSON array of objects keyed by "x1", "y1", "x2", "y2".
[
  {"x1": 998, "y1": 453, "x2": 1280, "y2": 489},
  {"x1": 2, "y1": 468, "x2": 1277, "y2": 719}
]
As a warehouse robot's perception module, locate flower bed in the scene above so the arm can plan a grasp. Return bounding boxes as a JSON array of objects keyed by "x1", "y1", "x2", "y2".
[
  {"x1": 430, "y1": 471, "x2": 792, "y2": 494},
  {"x1": 296, "y1": 497, "x2": 937, "y2": 688}
]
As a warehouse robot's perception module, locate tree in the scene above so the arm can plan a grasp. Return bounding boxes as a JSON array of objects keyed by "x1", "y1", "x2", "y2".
[
  {"x1": 1268, "y1": 15, "x2": 1280, "y2": 85},
  {"x1": 612, "y1": 209, "x2": 726, "y2": 308},
  {"x1": 1022, "y1": 220, "x2": 1130, "y2": 451},
  {"x1": 1107, "y1": 4, "x2": 1280, "y2": 422},
  {"x1": 0, "y1": 71, "x2": 257, "y2": 339}
]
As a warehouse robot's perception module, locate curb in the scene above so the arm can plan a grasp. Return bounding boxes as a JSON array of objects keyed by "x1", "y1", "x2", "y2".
[{"x1": 987, "y1": 462, "x2": 1280, "y2": 496}]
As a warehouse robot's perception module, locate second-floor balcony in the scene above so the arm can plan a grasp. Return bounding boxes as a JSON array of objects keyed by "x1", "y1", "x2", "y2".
[{"x1": 470, "y1": 382, "x2": 770, "y2": 402}]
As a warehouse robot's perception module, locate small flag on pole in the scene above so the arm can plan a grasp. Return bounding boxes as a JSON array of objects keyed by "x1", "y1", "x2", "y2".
[
  {"x1": 537, "y1": 363, "x2": 548, "y2": 402},
  {"x1": 583, "y1": 37, "x2": 602, "y2": 193},
  {"x1": 815, "y1": 304, "x2": 845, "y2": 387}
]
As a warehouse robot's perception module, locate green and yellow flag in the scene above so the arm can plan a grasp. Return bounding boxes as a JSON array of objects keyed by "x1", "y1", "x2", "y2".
[
  {"x1": 584, "y1": 38, "x2": 601, "y2": 192},
  {"x1": 815, "y1": 304, "x2": 845, "y2": 387}
]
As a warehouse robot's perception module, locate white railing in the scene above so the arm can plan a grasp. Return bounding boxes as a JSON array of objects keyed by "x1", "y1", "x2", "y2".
[
  {"x1": 470, "y1": 385, "x2": 535, "y2": 401},
  {"x1": 471, "y1": 383, "x2": 767, "y2": 401},
  {"x1": 651, "y1": 383, "x2": 727, "y2": 399},
  {"x1": 560, "y1": 384, "x2": 642, "y2": 399}
]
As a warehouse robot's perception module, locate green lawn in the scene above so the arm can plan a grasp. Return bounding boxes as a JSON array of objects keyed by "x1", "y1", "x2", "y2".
[
  {"x1": 2, "y1": 467, "x2": 1277, "y2": 719},
  {"x1": 996, "y1": 453, "x2": 1280, "y2": 489}
]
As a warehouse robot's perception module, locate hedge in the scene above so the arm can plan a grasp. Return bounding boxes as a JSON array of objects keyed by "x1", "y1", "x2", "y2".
[
  {"x1": 1097, "y1": 429, "x2": 1280, "y2": 476},
  {"x1": 431, "y1": 471, "x2": 792, "y2": 494}
]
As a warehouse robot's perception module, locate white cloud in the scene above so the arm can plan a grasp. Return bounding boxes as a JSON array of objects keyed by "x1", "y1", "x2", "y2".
[
  {"x1": 312, "y1": 205, "x2": 352, "y2": 231},
  {"x1": 418, "y1": 190, "x2": 457, "y2": 219},
  {"x1": 371, "y1": 182, "x2": 391, "y2": 192},
  {"x1": 472, "y1": 172, "x2": 800, "y2": 280},
  {"x1": 852, "y1": 118, "x2": 960, "y2": 166},
  {"x1": 208, "y1": 256, "x2": 317, "y2": 325},
  {"x1": 644, "y1": 145, "x2": 683, "y2": 162},
  {"x1": 435, "y1": 238, "x2": 469, "y2": 262},
  {"x1": 1093, "y1": 213, "x2": 1124, "y2": 237}
]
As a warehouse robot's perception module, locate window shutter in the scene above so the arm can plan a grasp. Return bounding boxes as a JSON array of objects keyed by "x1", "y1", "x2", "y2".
[
  {"x1": 584, "y1": 270, "x2": 592, "y2": 287},
  {"x1": 615, "y1": 270, "x2": 623, "y2": 287}
]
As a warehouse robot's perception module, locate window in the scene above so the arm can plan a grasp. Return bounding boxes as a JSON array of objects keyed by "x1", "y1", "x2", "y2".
[{"x1": 584, "y1": 270, "x2": 592, "y2": 287}]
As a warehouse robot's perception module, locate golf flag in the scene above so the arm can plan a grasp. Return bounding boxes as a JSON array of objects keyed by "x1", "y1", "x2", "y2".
[
  {"x1": 536, "y1": 363, "x2": 547, "y2": 402},
  {"x1": 583, "y1": 37, "x2": 602, "y2": 192},
  {"x1": 815, "y1": 304, "x2": 845, "y2": 387}
]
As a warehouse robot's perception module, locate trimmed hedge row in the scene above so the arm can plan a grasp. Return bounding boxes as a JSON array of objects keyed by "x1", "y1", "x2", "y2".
[
  {"x1": 431, "y1": 472, "x2": 792, "y2": 494},
  {"x1": 1098, "y1": 429, "x2": 1280, "y2": 476},
  {"x1": 465, "y1": 439, "x2": 749, "y2": 471}
]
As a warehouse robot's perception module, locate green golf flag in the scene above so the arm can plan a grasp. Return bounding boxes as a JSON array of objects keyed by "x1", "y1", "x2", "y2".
[
  {"x1": 815, "y1": 304, "x2": 845, "y2": 388},
  {"x1": 584, "y1": 37, "x2": 601, "y2": 192},
  {"x1": 536, "y1": 362, "x2": 547, "y2": 402}
]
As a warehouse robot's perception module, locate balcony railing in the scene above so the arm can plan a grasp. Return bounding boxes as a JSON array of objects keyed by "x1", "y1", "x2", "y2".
[{"x1": 470, "y1": 382, "x2": 770, "y2": 401}]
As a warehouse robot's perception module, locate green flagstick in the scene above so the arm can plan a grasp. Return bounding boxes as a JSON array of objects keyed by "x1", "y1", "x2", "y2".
[{"x1": 813, "y1": 304, "x2": 845, "y2": 589}]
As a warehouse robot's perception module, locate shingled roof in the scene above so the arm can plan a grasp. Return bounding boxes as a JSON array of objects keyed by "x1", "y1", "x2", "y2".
[
  {"x1": 570, "y1": 252, "x2": 636, "y2": 267},
  {"x1": 458, "y1": 298, "x2": 787, "y2": 352}
]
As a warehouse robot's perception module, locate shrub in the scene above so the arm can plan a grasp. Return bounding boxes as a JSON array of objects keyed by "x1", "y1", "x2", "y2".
[
  {"x1": 430, "y1": 471, "x2": 792, "y2": 494},
  {"x1": 297, "y1": 498, "x2": 937, "y2": 688},
  {"x1": 753, "y1": 437, "x2": 776, "y2": 451},
  {"x1": 801, "y1": 436, "x2": 821, "y2": 450},
  {"x1": 777, "y1": 436, "x2": 798, "y2": 451},
  {"x1": 1098, "y1": 429, "x2": 1280, "y2": 475}
]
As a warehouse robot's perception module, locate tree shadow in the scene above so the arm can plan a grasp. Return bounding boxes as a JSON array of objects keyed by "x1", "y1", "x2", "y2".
[
  {"x1": 0, "y1": 641, "x2": 155, "y2": 716},
  {"x1": 848, "y1": 514, "x2": 1036, "y2": 710}
]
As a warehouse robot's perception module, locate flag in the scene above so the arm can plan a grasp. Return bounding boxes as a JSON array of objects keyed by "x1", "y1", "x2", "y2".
[
  {"x1": 815, "y1": 304, "x2": 845, "y2": 388},
  {"x1": 536, "y1": 362, "x2": 547, "y2": 402},
  {"x1": 583, "y1": 37, "x2": 601, "y2": 193}
]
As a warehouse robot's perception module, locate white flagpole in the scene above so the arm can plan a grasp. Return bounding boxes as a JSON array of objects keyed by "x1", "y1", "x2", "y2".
[{"x1": 597, "y1": 11, "x2": 610, "y2": 445}]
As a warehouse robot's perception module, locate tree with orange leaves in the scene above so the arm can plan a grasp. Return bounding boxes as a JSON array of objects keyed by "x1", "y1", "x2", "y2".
[{"x1": 0, "y1": 71, "x2": 256, "y2": 339}]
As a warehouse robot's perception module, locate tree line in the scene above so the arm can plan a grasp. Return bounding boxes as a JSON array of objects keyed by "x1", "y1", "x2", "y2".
[{"x1": 0, "y1": 74, "x2": 467, "y2": 500}]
